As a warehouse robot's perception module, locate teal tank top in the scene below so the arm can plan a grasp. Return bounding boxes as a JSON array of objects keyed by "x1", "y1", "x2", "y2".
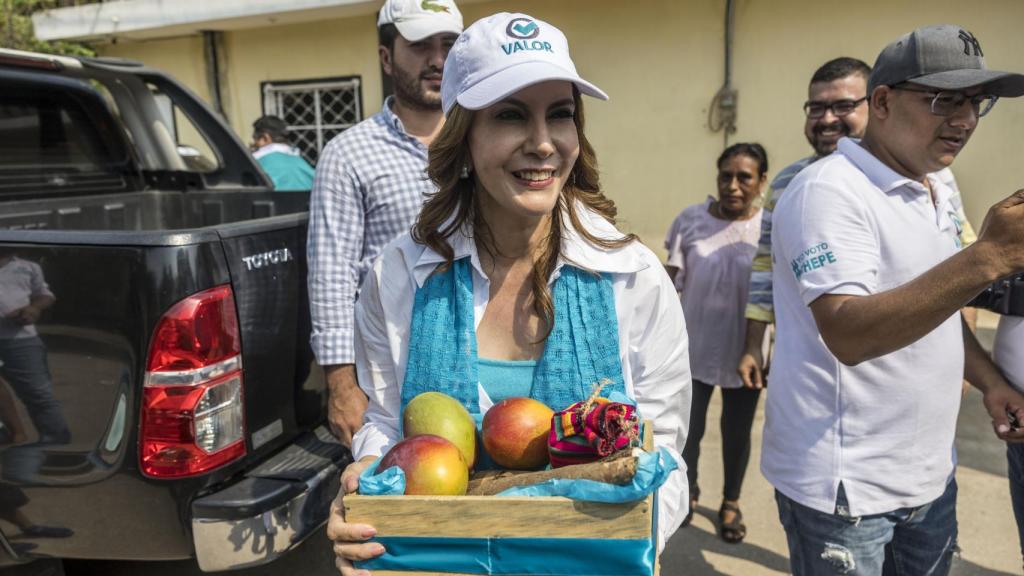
[{"x1": 477, "y1": 357, "x2": 537, "y2": 403}]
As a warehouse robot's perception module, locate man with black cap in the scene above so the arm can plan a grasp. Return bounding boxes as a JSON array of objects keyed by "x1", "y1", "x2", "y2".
[
  {"x1": 307, "y1": 0, "x2": 463, "y2": 446},
  {"x1": 763, "y1": 24, "x2": 1024, "y2": 575}
]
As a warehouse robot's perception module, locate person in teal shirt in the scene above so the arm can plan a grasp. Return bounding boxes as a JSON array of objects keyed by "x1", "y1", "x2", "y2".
[{"x1": 250, "y1": 115, "x2": 315, "y2": 191}]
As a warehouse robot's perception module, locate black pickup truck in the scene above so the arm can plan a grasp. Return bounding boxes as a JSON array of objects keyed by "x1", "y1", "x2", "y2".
[{"x1": 0, "y1": 49, "x2": 349, "y2": 572}]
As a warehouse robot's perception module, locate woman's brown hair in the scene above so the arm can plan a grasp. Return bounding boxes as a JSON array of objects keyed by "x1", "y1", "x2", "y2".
[{"x1": 412, "y1": 88, "x2": 636, "y2": 340}]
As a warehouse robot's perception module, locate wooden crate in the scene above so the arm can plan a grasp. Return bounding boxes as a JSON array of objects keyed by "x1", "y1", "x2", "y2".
[{"x1": 344, "y1": 424, "x2": 660, "y2": 576}]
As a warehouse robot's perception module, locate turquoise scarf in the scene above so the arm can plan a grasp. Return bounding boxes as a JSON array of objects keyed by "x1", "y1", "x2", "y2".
[{"x1": 400, "y1": 258, "x2": 627, "y2": 417}]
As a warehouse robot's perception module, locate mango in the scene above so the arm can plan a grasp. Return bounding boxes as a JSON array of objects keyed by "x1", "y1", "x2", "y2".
[
  {"x1": 481, "y1": 397, "x2": 554, "y2": 470},
  {"x1": 378, "y1": 434, "x2": 469, "y2": 496},
  {"x1": 403, "y1": 391, "x2": 477, "y2": 468}
]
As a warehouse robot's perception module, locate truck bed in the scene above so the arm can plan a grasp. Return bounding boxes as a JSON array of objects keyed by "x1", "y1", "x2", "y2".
[
  {"x1": 0, "y1": 189, "x2": 309, "y2": 233},
  {"x1": 0, "y1": 50, "x2": 343, "y2": 571}
]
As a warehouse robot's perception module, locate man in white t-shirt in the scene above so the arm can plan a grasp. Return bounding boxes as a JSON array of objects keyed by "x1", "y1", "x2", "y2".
[
  {"x1": 994, "y1": 304, "x2": 1024, "y2": 566},
  {"x1": 765, "y1": 24, "x2": 1024, "y2": 575},
  {"x1": 0, "y1": 250, "x2": 69, "y2": 445}
]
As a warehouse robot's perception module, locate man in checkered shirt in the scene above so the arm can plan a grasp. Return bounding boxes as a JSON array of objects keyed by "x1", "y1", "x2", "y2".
[{"x1": 307, "y1": 0, "x2": 463, "y2": 445}]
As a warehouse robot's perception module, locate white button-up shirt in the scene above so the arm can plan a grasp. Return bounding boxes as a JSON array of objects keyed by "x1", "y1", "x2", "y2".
[
  {"x1": 764, "y1": 138, "x2": 964, "y2": 517},
  {"x1": 351, "y1": 206, "x2": 692, "y2": 546}
]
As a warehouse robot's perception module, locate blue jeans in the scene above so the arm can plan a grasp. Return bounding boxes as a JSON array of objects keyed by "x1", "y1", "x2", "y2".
[
  {"x1": 0, "y1": 337, "x2": 70, "y2": 444},
  {"x1": 775, "y1": 481, "x2": 958, "y2": 575},
  {"x1": 1007, "y1": 443, "x2": 1024, "y2": 562}
]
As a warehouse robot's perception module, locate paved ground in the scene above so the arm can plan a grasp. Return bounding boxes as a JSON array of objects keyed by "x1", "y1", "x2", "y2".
[
  {"x1": 59, "y1": 316, "x2": 1022, "y2": 576},
  {"x1": 656, "y1": 314, "x2": 1020, "y2": 575},
  {"x1": 657, "y1": 386, "x2": 1019, "y2": 575}
]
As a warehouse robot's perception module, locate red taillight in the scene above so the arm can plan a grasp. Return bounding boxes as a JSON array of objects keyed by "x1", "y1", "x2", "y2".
[
  {"x1": 146, "y1": 285, "x2": 240, "y2": 373},
  {"x1": 141, "y1": 285, "x2": 246, "y2": 478}
]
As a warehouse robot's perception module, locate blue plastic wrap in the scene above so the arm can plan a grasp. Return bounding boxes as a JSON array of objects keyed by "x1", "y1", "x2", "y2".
[
  {"x1": 357, "y1": 456, "x2": 405, "y2": 496},
  {"x1": 358, "y1": 536, "x2": 654, "y2": 575}
]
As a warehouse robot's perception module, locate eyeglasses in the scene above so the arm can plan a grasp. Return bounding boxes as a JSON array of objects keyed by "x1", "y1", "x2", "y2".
[
  {"x1": 803, "y1": 97, "x2": 867, "y2": 119},
  {"x1": 889, "y1": 84, "x2": 998, "y2": 118}
]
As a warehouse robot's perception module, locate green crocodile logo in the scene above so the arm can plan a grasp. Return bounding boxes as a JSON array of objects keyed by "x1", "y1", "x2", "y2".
[{"x1": 421, "y1": 0, "x2": 450, "y2": 13}]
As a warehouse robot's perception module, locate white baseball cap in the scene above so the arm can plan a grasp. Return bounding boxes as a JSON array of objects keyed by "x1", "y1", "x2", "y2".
[
  {"x1": 441, "y1": 13, "x2": 608, "y2": 115},
  {"x1": 377, "y1": 0, "x2": 463, "y2": 43}
]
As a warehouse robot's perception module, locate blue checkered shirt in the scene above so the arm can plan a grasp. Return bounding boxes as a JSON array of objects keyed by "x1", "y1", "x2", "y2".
[
  {"x1": 307, "y1": 97, "x2": 434, "y2": 365},
  {"x1": 744, "y1": 155, "x2": 816, "y2": 323}
]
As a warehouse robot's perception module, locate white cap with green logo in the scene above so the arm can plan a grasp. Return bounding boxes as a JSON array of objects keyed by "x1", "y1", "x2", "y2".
[
  {"x1": 377, "y1": 0, "x2": 463, "y2": 43},
  {"x1": 441, "y1": 12, "x2": 608, "y2": 115}
]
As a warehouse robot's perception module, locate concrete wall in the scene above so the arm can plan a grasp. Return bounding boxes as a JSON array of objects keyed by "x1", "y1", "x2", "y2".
[
  {"x1": 221, "y1": 15, "x2": 383, "y2": 140},
  {"x1": 103, "y1": 35, "x2": 211, "y2": 102},
  {"x1": 97, "y1": 0, "x2": 1024, "y2": 257}
]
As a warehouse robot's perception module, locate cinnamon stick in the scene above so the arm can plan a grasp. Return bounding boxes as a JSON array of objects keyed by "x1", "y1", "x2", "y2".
[{"x1": 466, "y1": 451, "x2": 638, "y2": 496}]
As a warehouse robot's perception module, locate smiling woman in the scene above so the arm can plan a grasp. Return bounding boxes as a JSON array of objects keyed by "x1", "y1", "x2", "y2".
[
  {"x1": 467, "y1": 82, "x2": 579, "y2": 223},
  {"x1": 326, "y1": 11, "x2": 693, "y2": 576}
]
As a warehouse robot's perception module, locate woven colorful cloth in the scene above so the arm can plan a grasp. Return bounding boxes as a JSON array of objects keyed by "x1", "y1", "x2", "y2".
[{"x1": 548, "y1": 397, "x2": 641, "y2": 468}]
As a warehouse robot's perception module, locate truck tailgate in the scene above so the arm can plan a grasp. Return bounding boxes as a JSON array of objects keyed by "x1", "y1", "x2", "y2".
[{"x1": 216, "y1": 212, "x2": 325, "y2": 460}]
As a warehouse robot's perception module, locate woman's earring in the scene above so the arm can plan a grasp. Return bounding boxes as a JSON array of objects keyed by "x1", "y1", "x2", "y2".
[{"x1": 460, "y1": 163, "x2": 471, "y2": 179}]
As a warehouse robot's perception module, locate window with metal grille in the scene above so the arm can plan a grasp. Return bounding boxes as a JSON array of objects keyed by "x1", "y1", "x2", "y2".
[{"x1": 261, "y1": 76, "x2": 362, "y2": 165}]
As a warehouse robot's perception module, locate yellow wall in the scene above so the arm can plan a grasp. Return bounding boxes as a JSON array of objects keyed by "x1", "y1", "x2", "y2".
[
  {"x1": 101, "y1": 35, "x2": 219, "y2": 168},
  {"x1": 460, "y1": 0, "x2": 726, "y2": 249},
  {"x1": 97, "y1": 0, "x2": 1024, "y2": 257},
  {"x1": 222, "y1": 15, "x2": 383, "y2": 140},
  {"x1": 726, "y1": 0, "x2": 1024, "y2": 237},
  {"x1": 102, "y1": 35, "x2": 210, "y2": 102}
]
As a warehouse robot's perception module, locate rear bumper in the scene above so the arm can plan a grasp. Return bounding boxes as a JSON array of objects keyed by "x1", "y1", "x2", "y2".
[{"x1": 190, "y1": 426, "x2": 350, "y2": 572}]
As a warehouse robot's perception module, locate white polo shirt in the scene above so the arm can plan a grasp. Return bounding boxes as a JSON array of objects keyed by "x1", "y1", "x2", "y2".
[{"x1": 762, "y1": 138, "x2": 964, "y2": 516}]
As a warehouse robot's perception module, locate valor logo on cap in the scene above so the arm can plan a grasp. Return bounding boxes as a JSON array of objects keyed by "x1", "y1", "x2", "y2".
[
  {"x1": 441, "y1": 12, "x2": 608, "y2": 114},
  {"x1": 506, "y1": 18, "x2": 540, "y2": 40},
  {"x1": 501, "y1": 18, "x2": 552, "y2": 55}
]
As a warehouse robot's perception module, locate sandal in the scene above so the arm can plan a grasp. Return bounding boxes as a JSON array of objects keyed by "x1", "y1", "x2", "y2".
[
  {"x1": 682, "y1": 485, "x2": 699, "y2": 527},
  {"x1": 718, "y1": 501, "x2": 746, "y2": 544}
]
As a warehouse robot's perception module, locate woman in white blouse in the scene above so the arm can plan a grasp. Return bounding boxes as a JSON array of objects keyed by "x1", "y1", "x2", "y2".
[
  {"x1": 327, "y1": 12, "x2": 692, "y2": 575},
  {"x1": 664, "y1": 143, "x2": 767, "y2": 544}
]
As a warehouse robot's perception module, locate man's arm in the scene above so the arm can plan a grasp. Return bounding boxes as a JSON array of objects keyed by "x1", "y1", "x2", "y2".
[
  {"x1": 809, "y1": 190, "x2": 1024, "y2": 365},
  {"x1": 810, "y1": 247, "x2": 997, "y2": 365},
  {"x1": 324, "y1": 365, "x2": 368, "y2": 447},
  {"x1": 307, "y1": 144, "x2": 368, "y2": 445},
  {"x1": 962, "y1": 319, "x2": 1024, "y2": 440},
  {"x1": 737, "y1": 319, "x2": 768, "y2": 389}
]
